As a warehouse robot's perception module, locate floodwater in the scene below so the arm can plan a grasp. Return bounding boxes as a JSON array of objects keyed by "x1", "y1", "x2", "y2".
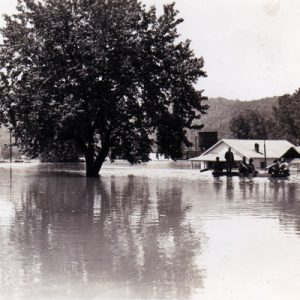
[{"x1": 1, "y1": 162, "x2": 300, "y2": 300}]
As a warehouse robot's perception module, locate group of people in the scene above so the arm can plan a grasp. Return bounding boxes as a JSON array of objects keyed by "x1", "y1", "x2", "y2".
[
  {"x1": 213, "y1": 147, "x2": 235, "y2": 174},
  {"x1": 267, "y1": 158, "x2": 289, "y2": 176},
  {"x1": 213, "y1": 146, "x2": 289, "y2": 176},
  {"x1": 238, "y1": 156, "x2": 257, "y2": 175}
]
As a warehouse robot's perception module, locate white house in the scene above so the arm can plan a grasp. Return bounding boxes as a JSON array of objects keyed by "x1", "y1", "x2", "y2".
[{"x1": 190, "y1": 139, "x2": 300, "y2": 170}]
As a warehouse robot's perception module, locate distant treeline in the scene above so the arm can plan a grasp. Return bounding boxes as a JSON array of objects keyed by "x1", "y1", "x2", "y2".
[
  {"x1": 199, "y1": 96, "x2": 278, "y2": 138},
  {"x1": 199, "y1": 91, "x2": 300, "y2": 145}
]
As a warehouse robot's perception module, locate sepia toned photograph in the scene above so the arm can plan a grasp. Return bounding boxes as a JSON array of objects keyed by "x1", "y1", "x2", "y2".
[{"x1": 0, "y1": 0, "x2": 300, "y2": 299}]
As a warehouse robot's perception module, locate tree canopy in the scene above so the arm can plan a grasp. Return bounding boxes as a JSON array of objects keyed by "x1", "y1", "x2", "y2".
[
  {"x1": 229, "y1": 109, "x2": 270, "y2": 139},
  {"x1": 0, "y1": 0, "x2": 207, "y2": 176},
  {"x1": 273, "y1": 90, "x2": 300, "y2": 144}
]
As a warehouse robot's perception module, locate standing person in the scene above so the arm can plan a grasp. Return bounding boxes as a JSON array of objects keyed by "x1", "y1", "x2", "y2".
[{"x1": 225, "y1": 147, "x2": 235, "y2": 174}]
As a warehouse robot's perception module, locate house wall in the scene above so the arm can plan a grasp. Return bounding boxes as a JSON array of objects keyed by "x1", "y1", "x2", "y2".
[
  {"x1": 203, "y1": 158, "x2": 275, "y2": 171},
  {"x1": 252, "y1": 158, "x2": 276, "y2": 169}
]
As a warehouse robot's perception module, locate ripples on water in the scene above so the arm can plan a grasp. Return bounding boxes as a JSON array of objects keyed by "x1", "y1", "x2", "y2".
[{"x1": 0, "y1": 162, "x2": 300, "y2": 300}]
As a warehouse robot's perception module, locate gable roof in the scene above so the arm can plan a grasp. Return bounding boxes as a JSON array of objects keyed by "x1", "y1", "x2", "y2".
[{"x1": 190, "y1": 139, "x2": 299, "y2": 161}]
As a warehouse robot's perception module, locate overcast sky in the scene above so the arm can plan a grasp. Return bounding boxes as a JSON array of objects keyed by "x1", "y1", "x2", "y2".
[{"x1": 1, "y1": 0, "x2": 300, "y2": 100}]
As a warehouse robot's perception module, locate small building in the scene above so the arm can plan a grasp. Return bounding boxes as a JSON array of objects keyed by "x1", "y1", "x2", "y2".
[
  {"x1": 198, "y1": 131, "x2": 218, "y2": 152},
  {"x1": 190, "y1": 139, "x2": 300, "y2": 170}
]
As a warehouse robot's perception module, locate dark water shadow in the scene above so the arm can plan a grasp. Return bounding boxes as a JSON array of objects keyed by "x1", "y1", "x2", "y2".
[{"x1": 3, "y1": 173, "x2": 204, "y2": 300}]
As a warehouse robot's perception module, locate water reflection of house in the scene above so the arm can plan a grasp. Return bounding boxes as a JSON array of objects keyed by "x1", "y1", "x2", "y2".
[{"x1": 190, "y1": 139, "x2": 300, "y2": 170}]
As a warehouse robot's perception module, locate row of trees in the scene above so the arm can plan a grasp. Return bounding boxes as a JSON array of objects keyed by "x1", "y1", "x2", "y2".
[
  {"x1": 0, "y1": 0, "x2": 208, "y2": 176},
  {"x1": 230, "y1": 89, "x2": 300, "y2": 145}
]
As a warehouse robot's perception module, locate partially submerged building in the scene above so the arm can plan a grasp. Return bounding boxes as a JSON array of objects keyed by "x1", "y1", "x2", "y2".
[{"x1": 190, "y1": 139, "x2": 300, "y2": 170}]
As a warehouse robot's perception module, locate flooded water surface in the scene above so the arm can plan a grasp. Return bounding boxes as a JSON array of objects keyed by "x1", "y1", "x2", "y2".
[{"x1": 1, "y1": 162, "x2": 300, "y2": 299}]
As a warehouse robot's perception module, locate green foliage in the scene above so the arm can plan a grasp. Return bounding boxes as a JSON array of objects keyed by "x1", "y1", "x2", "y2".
[
  {"x1": 39, "y1": 141, "x2": 80, "y2": 162},
  {"x1": 273, "y1": 90, "x2": 300, "y2": 144},
  {"x1": 229, "y1": 109, "x2": 269, "y2": 139},
  {"x1": 0, "y1": 0, "x2": 207, "y2": 176},
  {"x1": 229, "y1": 113, "x2": 251, "y2": 139},
  {"x1": 199, "y1": 97, "x2": 278, "y2": 138}
]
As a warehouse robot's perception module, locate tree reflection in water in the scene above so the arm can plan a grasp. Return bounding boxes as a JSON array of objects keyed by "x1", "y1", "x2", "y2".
[{"x1": 1, "y1": 171, "x2": 203, "y2": 300}]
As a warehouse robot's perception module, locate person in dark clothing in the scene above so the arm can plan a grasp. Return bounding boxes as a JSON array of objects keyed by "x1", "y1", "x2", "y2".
[
  {"x1": 213, "y1": 156, "x2": 223, "y2": 174},
  {"x1": 279, "y1": 158, "x2": 289, "y2": 175},
  {"x1": 267, "y1": 159, "x2": 280, "y2": 175},
  {"x1": 225, "y1": 147, "x2": 234, "y2": 173},
  {"x1": 239, "y1": 156, "x2": 249, "y2": 175},
  {"x1": 247, "y1": 158, "x2": 257, "y2": 174}
]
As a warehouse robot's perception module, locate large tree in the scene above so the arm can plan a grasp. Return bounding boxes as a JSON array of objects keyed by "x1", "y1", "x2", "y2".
[
  {"x1": 273, "y1": 90, "x2": 300, "y2": 144},
  {"x1": 0, "y1": 0, "x2": 207, "y2": 176},
  {"x1": 229, "y1": 109, "x2": 270, "y2": 139}
]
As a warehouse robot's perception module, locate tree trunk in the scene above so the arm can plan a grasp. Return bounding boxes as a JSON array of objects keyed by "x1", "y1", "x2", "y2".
[
  {"x1": 81, "y1": 132, "x2": 111, "y2": 177},
  {"x1": 84, "y1": 146, "x2": 109, "y2": 177},
  {"x1": 85, "y1": 158, "x2": 101, "y2": 177}
]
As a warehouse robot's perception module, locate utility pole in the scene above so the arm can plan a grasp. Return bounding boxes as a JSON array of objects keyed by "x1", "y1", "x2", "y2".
[
  {"x1": 264, "y1": 139, "x2": 267, "y2": 168},
  {"x1": 9, "y1": 127, "x2": 13, "y2": 163}
]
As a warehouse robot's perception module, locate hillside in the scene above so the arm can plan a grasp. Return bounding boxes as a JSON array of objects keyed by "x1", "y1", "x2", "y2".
[{"x1": 199, "y1": 96, "x2": 278, "y2": 138}]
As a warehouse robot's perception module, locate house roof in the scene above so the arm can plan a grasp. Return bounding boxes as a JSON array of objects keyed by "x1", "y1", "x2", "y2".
[
  {"x1": 190, "y1": 148, "x2": 243, "y2": 161},
  {"x1": 190, "y1": 139, "x2": 299, "y2": 161}
]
